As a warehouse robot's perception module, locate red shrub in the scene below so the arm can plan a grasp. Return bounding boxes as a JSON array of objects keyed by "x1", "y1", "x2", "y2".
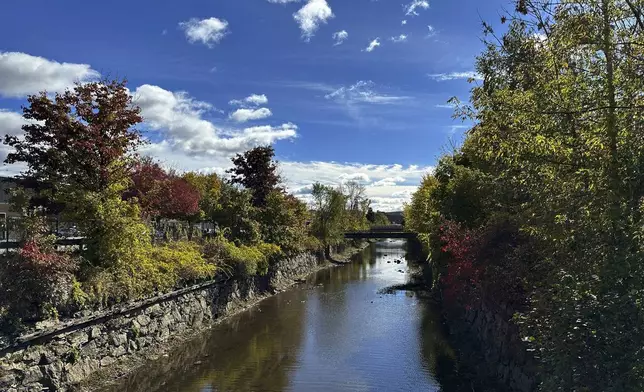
[
  {"x1": 439, "y1": 220, "x2": 484, "y2": 308},
  {"x1": 0, "y1": 239, "x2": 78, "y2": 321},
  {"x1": 438, "y1": 218, "x2": 529, "y2": 311}
]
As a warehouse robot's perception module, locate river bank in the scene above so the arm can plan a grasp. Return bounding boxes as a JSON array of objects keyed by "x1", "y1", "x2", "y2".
[
  {"x1": 380, "y1": 248, "x2": 537, "y2": 392},
  {"x1": 100, "y1": 239, "x2": 466, "y2": 392},
  {"x1": 0, "y1": 242, "x2": 368, "y2": 392}
]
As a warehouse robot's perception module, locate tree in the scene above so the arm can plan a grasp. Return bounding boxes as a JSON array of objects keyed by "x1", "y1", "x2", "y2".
[
  {"x1": 211, "y1": 182, "x2": 261, "y2": 245},
  {"x1": 227, "y1": 146, "x2": 282, "y2": 207},
  {"x1": 125, "y1": 157, "x2": 168, "y2": 219},
  {"x1": 183, "y1": 171, "x2": 223, "y2": 223},
  {"x1": 310, "y1": 183, "x2": 347, "y2": 249},
  {"x1": 341, "y1": 181, "x2": 370, "y2": 231},
  {"x1": 366, "y1": 207, "x2": 376, "y2": 223},
  {"x1": 4, "y1": 80, "x2": 143, "y2": 194},
  {"x1": 412, "y1": 1, "x2": 644, "y2": 390},
  {"x1": 257, "y1": 190, "x2": 309, "y2": 254},
  {"x1": 373, "y1": 211, "x2": 390, "y2": 226},
  {"x1": 158, "y1": 176, "x2": 201, "y2": 221}
]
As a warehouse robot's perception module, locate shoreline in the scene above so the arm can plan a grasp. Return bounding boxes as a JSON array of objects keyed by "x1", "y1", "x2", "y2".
[{"x1": 74, "y1": 242, "x2": 367, "y2": 392}]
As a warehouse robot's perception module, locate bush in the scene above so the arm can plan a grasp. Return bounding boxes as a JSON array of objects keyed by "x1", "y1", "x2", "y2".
[
  {"x1": 0, "y1": 218, "x2": 78, "y2": 321},
  {"x1": 202, "y1": 238, "x2": 280, "y2": 276},
  {"x1": 80, "y1": 241, "x2": 216, "y2": 307}
]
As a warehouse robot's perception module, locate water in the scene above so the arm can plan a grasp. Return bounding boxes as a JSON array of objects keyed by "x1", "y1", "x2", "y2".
[{"x1": 106, "y1": 240, "x2": 465, "y2": 392}]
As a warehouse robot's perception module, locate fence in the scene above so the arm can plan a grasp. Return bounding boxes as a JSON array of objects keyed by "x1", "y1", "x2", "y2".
[{"x1": 0, "y1": 217, "x2": 219, "y2": 253}]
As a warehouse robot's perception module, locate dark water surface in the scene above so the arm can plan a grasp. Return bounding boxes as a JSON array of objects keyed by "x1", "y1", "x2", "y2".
[{"x1": 106, "y1": 240, "x2": 465, "y2": 392}]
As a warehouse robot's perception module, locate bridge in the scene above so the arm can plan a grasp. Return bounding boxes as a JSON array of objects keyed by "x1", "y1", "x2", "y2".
[{"x1": 344, "y1": 225, "x2": 417, "y2": 239}]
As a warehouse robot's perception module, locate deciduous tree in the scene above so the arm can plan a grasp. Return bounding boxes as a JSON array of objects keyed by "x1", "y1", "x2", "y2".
[{"x1": 227, "y1": 146, "x2": 281, "y2": 207}]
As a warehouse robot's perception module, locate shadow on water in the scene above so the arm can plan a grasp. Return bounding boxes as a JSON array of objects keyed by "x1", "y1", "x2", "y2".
[
  {"x1": 104, "y1": 240, "x2": 474, "y2": 392},
  {"x1": 102, "y1": 291, "x2": 308, "y2": 392}
]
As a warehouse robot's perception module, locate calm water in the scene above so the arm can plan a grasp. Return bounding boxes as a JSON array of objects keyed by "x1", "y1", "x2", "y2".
[{"x1": 106, "y1": 240, "x2": 465, "y2": 392}]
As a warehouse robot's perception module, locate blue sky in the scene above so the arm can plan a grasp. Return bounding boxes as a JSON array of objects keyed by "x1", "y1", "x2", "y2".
[{"x1": 0, "y1": 0, "x2": 507, "y2": 210}]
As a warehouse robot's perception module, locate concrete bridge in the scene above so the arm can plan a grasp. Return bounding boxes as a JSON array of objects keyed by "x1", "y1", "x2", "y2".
[{"x1": 344, "y1": 225, "x2": 416, "y2": 239}]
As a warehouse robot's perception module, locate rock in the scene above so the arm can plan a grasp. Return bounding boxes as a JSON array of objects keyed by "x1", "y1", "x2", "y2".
[
  {"x1": 23, "y1": 348, "x2": 44, "y2": 364},
  {"x1": 42, "y1": 360, "x2": 64, "y2": 382},
  {"x1": 21, "y1": 366, "x2": 42, "y2": 384},
  {"x1": 89, "y1": 327, "x2": 102, "y2": 340},
  {"x1": 100, "y1": 356, "x2": 116, "y2": 368},
  {"x1": 128, "y1": 340, "x2": 138, "y2": 352},
  {"x1": 135, "y1": 314, "x2": 151, "y2": 327},
  {"x1": 111, "y1": 334, "x2": 128, "y2": 347},
  {"x1": 65, "y1": 358, "x2": 99, "y2": 383},
  {"x1": 147, "y1": 304, "x2": 163, "y2": 317},
  {"x1": 67, "y1": 331, "x2": 89, "y2": 347},
  {"x1": 111, "y1": 345, "x2": 127, "y2": 358},
  {"x1": 160, "y1": 314, "x2": 173, "y2": 328}
]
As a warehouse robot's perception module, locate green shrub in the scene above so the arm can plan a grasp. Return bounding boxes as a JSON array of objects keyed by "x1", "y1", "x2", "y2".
[
  {"x1": 203, "y1": 238, "x2": 280, "y2": 276},
  {"x1": 80, "y1": 241, "x2": 216, "y2": 307}
]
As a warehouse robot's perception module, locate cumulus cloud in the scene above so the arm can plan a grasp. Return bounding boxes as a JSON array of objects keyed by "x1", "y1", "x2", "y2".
[
  {"x1": 402, "y1": 20, "x2": 408, "y2": 25},
  {"x1": 339, "y1": 173, "x2": 371, "y2": 183},
  {"x1": 179, "y1": 17, "x2": 229, "y2": 47},
  {"x1": 229, "y1": 107, "x2": 273, "y2": 123},
  {"x1": 404, "y1": 0, "x2": 429, "y2": 16},
  {"x1": 390, "y1": 34, "x2": 408, "y2": 43},
  {"x1": 372, "y1": 177, "x2": 406, "y2": 187},
  {"x1": 229, "y1": 94, "x2": 268, "y2": 107},
  {"x1": 280, "y1": 161, "x2": 433, "y2": 211},
  {"x1": 137, "y1": 152, "x2": 432, "y2": 211},
  {"x1": 293, "y1": 0, "x2": 334, "y2": 41},
  {"x1": 332, "y1": 30, "x2": 349, "y2": 46},
  {"x1": 132, "y1": 84, "x2": 295, "y2": 156},
  {"x1": 0, "y1": 52, "x2": 99, "y2": 98},
  {"x1": 0, "y1": 109, "x2": 36, "y2": 174},
  {"x1": 428, "y1": 71, "x2": 482, "y2": 81},
  {"x1": 325, "y1": 81, "x2": 408, "y2": 104},
  {"x1": 364, "y1": 38, "x2": 381, "y2": 52}
]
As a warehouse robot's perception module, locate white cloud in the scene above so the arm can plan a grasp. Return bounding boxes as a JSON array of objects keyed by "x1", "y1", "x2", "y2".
[
  {"x1": 280, "y1": 161, "x2": 433, "y2": 211},
  {"x1": 364, "y1": 38, "x2": 381, "y2": 52},
  {"x1": 401, "y1": 20, "x2": 408, "y2": 25},
  {"x1": 325, "y1": 81, "x2": 408, "y2": 104},
  {"x1": 372, "y1": 177, "x2": 406, "y2": 187},
  {"x1": 390, "y1": 34, "x2": 408, "y2": 43},
  {"x1": 179, "y1": 17, "x2": 229, "y2": 47},
  {"x1": 246, "y1": 94, "x2": 268, "y2": 105},
  {"x1": 293, "y1": 0, "x2": 334, "y2": 41},
  {"x1": 0, "y1": 52, "x2": 99, "y2": 98},
  {"x1": 427, "y1": 25, "x2": 436, "y2": 37},
  {"x1": 428, "y1": 71, "x2": 482, "y2": 81},
  {"x1": 404, "y1": 0, "x2": 429, "y2": 16},
  {"x1": 132, "y1": 84, "x2": 295, "y2": 156},
  {"x1": 229, "y1": 94, "x2": 268, "y2": 107},
  {"x1": 339, "y1": 173, "x2": 371, "y2": 183},
  {"x1": 0, "y1": 109, "x2": 36, "y2": 175},
  {"x1": 138, "y1": 151, "x2": 432, "y2": 211},
  {"x1": 229, "y1": 107, "x2": 273, "y2": 123},
  {"x1": 332, "y1": 30, "x2": 349, "y2": 46}
]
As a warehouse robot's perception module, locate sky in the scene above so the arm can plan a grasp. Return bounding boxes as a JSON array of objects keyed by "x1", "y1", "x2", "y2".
[{"x1": 0, "y1": 0, "x2": 507, "y2": 211}]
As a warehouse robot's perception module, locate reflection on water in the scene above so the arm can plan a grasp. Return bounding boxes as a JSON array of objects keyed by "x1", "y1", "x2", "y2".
[{"x1": 106, "y1": 240, "x2": 467, "y2": 392}]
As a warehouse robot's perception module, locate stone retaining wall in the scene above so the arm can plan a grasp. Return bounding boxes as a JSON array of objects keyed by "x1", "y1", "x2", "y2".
[
  {"x1": 0, "y1": 251, "x2": 328, "y2": 392},
  {"x1": 445, "y1": 300, "x2": 538, "y2": 392}
]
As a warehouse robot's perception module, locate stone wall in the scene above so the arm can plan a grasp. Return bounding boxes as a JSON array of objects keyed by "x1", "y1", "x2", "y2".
[
  {"x1": 0, "y1": 251, "x2": 327, "y2": 392},
  {"x1": 445, "y1": 299, "x2": 538, "y2": 392}
]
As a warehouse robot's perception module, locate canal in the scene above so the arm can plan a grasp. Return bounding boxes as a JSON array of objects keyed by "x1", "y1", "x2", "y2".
[{"x1": 105, "y1": 240, "x2": 469, "y2": 392}]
